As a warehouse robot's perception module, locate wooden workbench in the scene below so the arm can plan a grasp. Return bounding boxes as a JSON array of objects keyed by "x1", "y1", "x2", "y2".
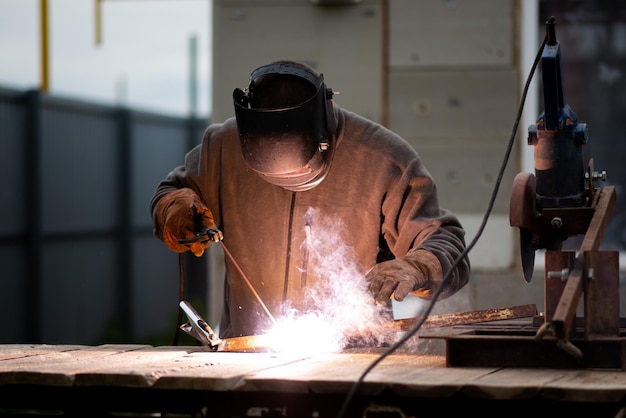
[{"x1": 1, "y1": 342, "x2": 626, "y2": 417}]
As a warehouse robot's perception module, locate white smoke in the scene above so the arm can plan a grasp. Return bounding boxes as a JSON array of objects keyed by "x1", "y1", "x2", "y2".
[{"x1": 267, "y1": 208, "x2": 398, "y2": 355}]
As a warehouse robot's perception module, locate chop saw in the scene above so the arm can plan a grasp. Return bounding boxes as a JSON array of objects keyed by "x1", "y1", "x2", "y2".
[{"x1": 424, "y1": 17, "x2": 624, "y2": 369}]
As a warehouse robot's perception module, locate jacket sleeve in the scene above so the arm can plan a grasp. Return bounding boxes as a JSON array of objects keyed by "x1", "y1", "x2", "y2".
[
  {"x1": 149, "y1": 143, "x2": 203, "y2": 240},
  {"x1": 382, "y1": 156, "x2": 470, "y2": 300}
]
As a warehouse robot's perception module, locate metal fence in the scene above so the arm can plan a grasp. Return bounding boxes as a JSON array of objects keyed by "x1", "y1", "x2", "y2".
[{"x1": 0, "y1": 86, "x2": 209, "y2": 345}]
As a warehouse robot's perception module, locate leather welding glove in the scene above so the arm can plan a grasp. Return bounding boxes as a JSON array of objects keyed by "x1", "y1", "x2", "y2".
[
  {"x1": 365, "y1": 249, "x2": 443, "y2": 305},
  {"x1": 155, "y1": 188, "x2": 216, "y2": 257}
]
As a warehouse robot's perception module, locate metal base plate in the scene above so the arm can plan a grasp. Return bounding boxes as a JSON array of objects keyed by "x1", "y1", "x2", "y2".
[{"x1": 421, "y1": 318, "x2": 626, "y2": 370}]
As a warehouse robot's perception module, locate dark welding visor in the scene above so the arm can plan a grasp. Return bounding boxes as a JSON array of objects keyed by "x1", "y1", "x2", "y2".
[{"x1": 233, "y1": 79, "x2": 329, "y2": 176}]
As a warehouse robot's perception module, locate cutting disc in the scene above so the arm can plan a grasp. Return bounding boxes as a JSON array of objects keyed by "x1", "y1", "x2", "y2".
[
  {"x1": 510, "y1": 172, "x2": 539, "y2": 283},
  {"x1": 519, "y1": 227, "x2": 535, "y2": 282}
]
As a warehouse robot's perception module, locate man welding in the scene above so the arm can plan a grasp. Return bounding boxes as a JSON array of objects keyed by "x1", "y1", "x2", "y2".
[{"x1": 150, "y1": 60, "x2": 470, "y2": 339}]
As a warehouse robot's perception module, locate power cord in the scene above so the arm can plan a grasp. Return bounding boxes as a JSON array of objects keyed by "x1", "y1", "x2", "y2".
[
  {"x1": 173, "y1": 252, "x2": 185, "y2": 346},
  {"x1": 335, "y1": 31, "x2": 549, "y2": 418}
]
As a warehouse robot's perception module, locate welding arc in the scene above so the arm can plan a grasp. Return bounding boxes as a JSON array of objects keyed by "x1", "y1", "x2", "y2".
[{"x1": 219, "y1": 241, "x2": 277, "y2": 325}]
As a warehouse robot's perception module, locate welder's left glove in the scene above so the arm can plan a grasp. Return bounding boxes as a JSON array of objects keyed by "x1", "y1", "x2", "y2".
[
  {"x1": 365, "y1": 249, "x2": 443, "y2": 305},
  {"x1": 155, "y1": 188, "x2": 216, "y2": 257}
]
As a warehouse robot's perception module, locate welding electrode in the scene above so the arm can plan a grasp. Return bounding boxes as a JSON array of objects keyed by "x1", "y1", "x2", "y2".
[
  {"x1": 179, "y1": 227, "x2": 277, "y2": 325},
  {"x1": 219, "y1": 241, "x2": 277, "y2": 325}
]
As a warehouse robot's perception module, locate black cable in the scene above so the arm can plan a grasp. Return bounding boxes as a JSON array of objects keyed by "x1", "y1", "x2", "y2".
[
  {"x1": 173, "y1": 252, "x2": 185, "y2": 346},
  {"x1": 335, "y1": 34, "x2": 549, "y2": 418}
]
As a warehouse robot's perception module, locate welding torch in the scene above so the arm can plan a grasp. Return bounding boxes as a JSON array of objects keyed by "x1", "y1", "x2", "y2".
[{"x1": 177, "y1": 227, "x2": 277, "y2": 325}]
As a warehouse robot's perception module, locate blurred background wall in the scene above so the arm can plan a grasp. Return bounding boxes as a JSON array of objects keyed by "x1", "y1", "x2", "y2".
[{"x1": 0, "y1": 88, "x2": 209, "y2": 344}]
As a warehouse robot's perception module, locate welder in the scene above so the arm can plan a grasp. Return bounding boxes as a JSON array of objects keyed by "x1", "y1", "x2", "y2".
[{"x1": 150, "y1": 60, "x2": 470, "y2": 338}]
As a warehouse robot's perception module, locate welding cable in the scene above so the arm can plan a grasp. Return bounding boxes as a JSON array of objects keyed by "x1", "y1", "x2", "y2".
[
  {"x1": 173, "y1": 252, "x2": 185, "y2": 346},
  {"x1": 335, "y1": 32, "x2": 550, "y2": 418}
]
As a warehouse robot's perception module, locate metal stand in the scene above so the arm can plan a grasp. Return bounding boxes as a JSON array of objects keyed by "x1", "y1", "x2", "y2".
[
  {"x1": 422, "y1": 186, "x2": 625, "y2": 369},
  {"x1": 421, "y1": 17, "x2": 625, "y2": 370}
]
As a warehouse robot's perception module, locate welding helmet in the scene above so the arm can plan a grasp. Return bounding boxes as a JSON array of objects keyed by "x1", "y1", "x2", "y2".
[{"x1": 233, "y1": 61, "x2": 338, "y2": 191}]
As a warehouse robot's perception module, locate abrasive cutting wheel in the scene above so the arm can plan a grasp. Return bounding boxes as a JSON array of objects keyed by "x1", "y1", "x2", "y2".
[{"x1": 509, "y1": 172, "x2": 541, "y2": 283}]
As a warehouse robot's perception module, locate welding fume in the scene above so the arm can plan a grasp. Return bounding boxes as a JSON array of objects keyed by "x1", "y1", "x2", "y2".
[{"x1": 150, "y1": 60, "x2": 471, "y2": 347}]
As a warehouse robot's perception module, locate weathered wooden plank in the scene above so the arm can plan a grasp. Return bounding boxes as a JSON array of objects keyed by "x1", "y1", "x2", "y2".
[
  {"x1": 3, "y1": 344, "x2": 626, "y2": 408},
  {"x1": 0, "y1": 345, "x2": 151, "y2": 367},
  {"x1": 0, "y1": 344, "x2": 87, "y2": 361},
  {"x1": 240, "y1": 352, "x2": 397, "y2": 396},
  {"x1": 382, "y1": 361, "x2": 499, "y2": 399},
  {"x1": 241, "y1": 351, "x2": 495, "y2": 400},
  {"x1": 350, "y1": 350, "x2": 500, "y2": 399},
  {"x1": 154, "y1": 350, "x2": 315, "y2": 391},
  {"x1": 0, "y1": 345, "x2": 154, "y2": 386},
  {"x1": 462, "y1": 368, "x2": 570, "y2": 400},
  {"x1": 464, "y1": 367, "x2": 626, "y2": 403},
  {"x1": 541, "y1": 369, "x2": 626, "y2": 403},
  {"x1": 70, "y1": 346, "x2": 216, "y2": 387}
]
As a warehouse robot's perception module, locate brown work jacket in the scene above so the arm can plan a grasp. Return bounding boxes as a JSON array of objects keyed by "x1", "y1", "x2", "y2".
[{"x1": 151, "y1": 108, "x2": 470, "y2": 338}]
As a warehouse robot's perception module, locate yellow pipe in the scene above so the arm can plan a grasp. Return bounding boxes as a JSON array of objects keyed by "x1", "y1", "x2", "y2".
[
  {"x1": 40, "y1": 0, "x2": 49, "y2": 92},
  {"x1": 95, "y1": 0, "x2": 102, "y2": 45}
]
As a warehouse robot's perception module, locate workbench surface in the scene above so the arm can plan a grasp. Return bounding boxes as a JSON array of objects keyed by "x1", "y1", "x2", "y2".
[{"x1": 2, "y1": 343, "x2": 626, "y2": 417}]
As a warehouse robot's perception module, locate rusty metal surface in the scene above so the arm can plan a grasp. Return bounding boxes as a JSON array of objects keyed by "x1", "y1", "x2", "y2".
[
  {"x1": 424, "y1": 316, "x2": 626, "y2": 370},
  {"x1": 584, "y1": 250, "x2": 620, "y2": 336},
  {"x1": 214, "y1": 305, "x2": 539, "y2": 353},
  {"x1": 393, "y1": 304, "x2": 538, "y2": 332},
  {"x1": 509, "y1": 172, "x2": 539, "y2": 230},
  {"x1": 217, "y1": 334, "x2": 274, "y2": 352},
  {"x1": 509, "y1": 172, "x2": 540, "y2": 282},
  {"x1": 544, "y1": 251, "x2": 574, "y2": 323},
  {"x1": 539, "y1": 206, "x2": 595, "y2": 237},
  {"x1": 551, "y1": 186, "x2": 617, "y2": 338},
  {"x1": 441, "y1": 332, "x2": 626, "y2": 369}
]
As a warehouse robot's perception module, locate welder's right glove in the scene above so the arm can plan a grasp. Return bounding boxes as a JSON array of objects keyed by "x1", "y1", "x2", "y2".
[
  {"x1": 365, "y1": 249, "x2": 443, "y2": 305},
  {"x1": 155, "y1": 188, "x2": 216, "y2": 257}
]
